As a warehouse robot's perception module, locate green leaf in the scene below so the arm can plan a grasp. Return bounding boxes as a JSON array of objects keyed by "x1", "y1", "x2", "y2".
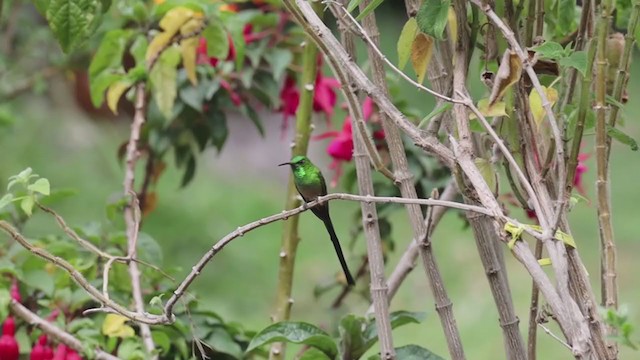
[
  {"x1": 339, "y1": 315, "x2": 368, "y2": 359},
  {"x1": 89, "y1": 29, "x2": 132, "y2": 78},
  {"x1": 355, "y1": 0, "x2": 385, "y2": 21},
  {"x1": 556, "y1": 0, "x2": 576, "y2": 35},
  {"x1": 0, "y1": 194, "x2": 14, "y2": 210},
  {"x1": 416, "y1": 0, "x2": 451, "y2": 40},
  {"x1": 180, "y1": 154, "x2": 197, "y2": 188},
  {"x1": 202, "y1": 21, "x2": 229, "y2": 59},
  {"x1": 21, "y1": 196, "x2": 35, "y2": 216},
  {"x1": 137, "y1": 232, "x2": 164, "y2": 265},
  {"x1": 532, "y1": 41, "x2": 565, "y2": 60},
  {"x1": 46, "y1": 0, "x2": 102, "y2": 53},
  {"x1": 246, "y1": 322, "x2": 338, "y2": 358},
  {"x1": 130, "y1": 35, "x2": 148, "y2": 67},
  {"x1": 397, "y1": 18, "x2": 418, "y2": 71},
  {"x1": 90, "y1": 73, "x2": 124, "y2": 108},
  {"x1": 607, "y1": 125, "x2": 638, "y2": 151},
  {"x1": 27, "y1": 178, "x2": 51, "y2": 196},
  {"x1": 559, "y1": 50, "x2": 587, "y2": 76},
  {"x1": 207, "y1": 327, "x2": 243, "y2": 358},
  {"x1": 418, "y1": 103, "x2": 452, "y2": 128},
  {"x1": 0, "y1": 288, "x2": 9, "y2": 321},
  {"x1": 205, "y1": 109, "x2": 228, "y2": 151},
  {"x1": 151, "y1": 331, "x2": 171, "y2": 354},
  {"x1": 391, "y1": 344, "x2": 444, "y2": 360},
  {"x1": 179, "y1": 86, "x2": 204, "y2": 112},
  {"x1": 346, "y1": 0, "x2": 364, "y2": 12},
  {"x1": 23, "y1": 269, "x2": 55, "y2": 295},
  {"x1": 364, "y1": 311, "x2": 426, "y2": 346},
  {"x1": 264, "y1": 48, "x2": 293, "y2": 82},
  {"x1": 150, "y1": 46, "x2": 181, "y2": 120},
  {"x1": 240, "y1": 103, "x2": 265, "y2": 136},
  {"x1": 300, "y1": 348, "x2": 332, "y2": 360}
]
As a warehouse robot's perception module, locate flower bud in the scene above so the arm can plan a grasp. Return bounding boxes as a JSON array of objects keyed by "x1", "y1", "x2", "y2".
[{"x1": 0, "y1": 317, "x2": 20, "y2": 360}]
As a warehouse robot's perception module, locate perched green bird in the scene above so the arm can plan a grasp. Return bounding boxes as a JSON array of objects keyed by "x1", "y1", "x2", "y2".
[{"x1": 279, "y1": 155, "x2": 355, "y2": 286}]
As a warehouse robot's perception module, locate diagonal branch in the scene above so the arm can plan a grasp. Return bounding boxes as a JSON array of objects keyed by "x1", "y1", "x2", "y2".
[{"x1": 10, "y1": 300, "x2": 120, "y2": 360}]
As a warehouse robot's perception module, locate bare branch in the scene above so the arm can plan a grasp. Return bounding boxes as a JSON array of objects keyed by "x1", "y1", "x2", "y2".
[{"x1": 10, "y1": 300, "x2": 121, "y2": 360}]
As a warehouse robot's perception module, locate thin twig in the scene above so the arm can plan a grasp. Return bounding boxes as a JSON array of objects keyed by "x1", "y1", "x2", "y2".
[
  {"x1": 122, "y1": 84, "x2": 156, "y2": 355},
  {"x1": 10, "y1": 300, "x2": 120, "y2": 360},
  {"x1": 538, "y1": 323, "x2": 572, "y2": 350}
]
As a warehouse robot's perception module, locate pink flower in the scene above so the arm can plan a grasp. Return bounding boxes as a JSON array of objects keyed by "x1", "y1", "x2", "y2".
[
  {"x1": 574, "y1": 153, "x2": 589, "y2": 196},
  {"x1": 278, "y1": 76, "x2": 300, "y2": 136},
  {"x1": 31, "y1": 335, "x2": 53, "y2": 360},
  {"x1": 0, "y1": 317, "x2": 19, "y2": 360},
  {"x1": 312, "y1": 73, "x2": 340, "y2": 126},
  {"x1": 314, "y1": 97, "x2": 382, "y2": 186}
]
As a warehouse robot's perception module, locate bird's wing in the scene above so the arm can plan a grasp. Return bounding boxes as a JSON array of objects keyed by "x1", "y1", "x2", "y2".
[{"x1": 319, "y1": 170, "x2": 328, "y2": 196}]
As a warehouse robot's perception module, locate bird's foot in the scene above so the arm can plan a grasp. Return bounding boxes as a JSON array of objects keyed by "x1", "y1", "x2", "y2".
[{"x1": 302, "y1": 202, "x2": 310, "y2": 211}]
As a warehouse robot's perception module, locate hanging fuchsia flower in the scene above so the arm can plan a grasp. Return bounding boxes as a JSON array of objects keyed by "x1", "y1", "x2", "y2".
[
  {"x1": 574, "y1": 153, "x2": 589, "y2": 196},
  {"x1": 278, "y1": 76, "x2": 300, "y2": 136},
  {"x1": 31, "y1": 335, "x2": 53, "y2": 360},
  {"x1": 314, "y1": 97, "x2": 383, "y2": 186},
  {"x1": 0, "y1": 317, "x2": 19, "y2": 360},
  {"x1": 312, "y1": 73, "x2": 340, "y2": 126}
]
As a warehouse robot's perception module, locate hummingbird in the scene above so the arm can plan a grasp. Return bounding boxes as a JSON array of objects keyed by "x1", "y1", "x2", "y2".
[{"x1": 279, "y1": 155, "x2": 356, "y2": 286}]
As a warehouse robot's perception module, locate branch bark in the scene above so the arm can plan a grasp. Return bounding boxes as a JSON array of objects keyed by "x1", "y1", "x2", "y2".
[{"x1": 10, "y1": 300, "x2": 120, "y2": 360}]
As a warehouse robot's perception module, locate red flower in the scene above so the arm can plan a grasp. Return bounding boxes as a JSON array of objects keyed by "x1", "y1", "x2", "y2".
[
  {"x1": 52, "y1": 344, "x2": 66, "y2": 360},
  {"x1": 574, "y1": 153, "x2": 589, "y2": 196},
  {"x1": 31, "y1": 335, "x2": 53, "y2": 360},
  {"x1": 312, "y1": 73, "x2": 340, "y2": 126},
  {"x1": 314, "y1": 97, "x2": 381, "y2": 186},
  {"x1": 0, "y1": 317, "x2": 19, "y2": 360},
  {"x1": 278, "y1": 76, "x2": 300, "y2": 137},
  {"x1": 196, "y1": 24, "x2": 256, "y2": 67}
]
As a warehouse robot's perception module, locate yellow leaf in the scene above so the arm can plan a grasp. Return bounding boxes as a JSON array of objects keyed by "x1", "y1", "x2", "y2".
[
  {"x1": 102, "y1": 314, "x2": 135, "y2": 338},
  {"x1": 529, "y1": 86, "x2": 558, "y2": 128},
  {"x1": 447, "y1": 7, "x2": 457, "y2": 48},
  {"x1": 410, "y1": 32, "x2": 434, "y2": 85},
  {"x1": 489, "y1": 50, "x2": 522, "y2": 105},
  {"x1": 146, "y1": 7, "x2": 197, "y2": 63},
  {"x1": 397, "y1": 18, "x2": 418, "y2": 71},
  {"x1": 106, "y1": 80, "x2": 133, "y2": 114},
  {"x1": 469, "y1": 98, "x2": 507, "y2": 119},
  {"x1": 538, "y1": 258, "x2": 552, "y2": 266},
  {"x1": 180, "y1": 18, "x2": 204, "y2": 85},
  {"x1": 504, "y1": 222, "x2": 524, "y2": 249}
]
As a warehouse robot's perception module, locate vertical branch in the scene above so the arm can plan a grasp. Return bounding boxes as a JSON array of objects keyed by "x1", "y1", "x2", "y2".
[
  {"x1": 419, "y1": 189, "x2": 466, "y2": 360},
  {"x1": 594, "y1": 0, "x2": 617, "y2": 314},
  {"x1": 269, "y1": 7, "x2": 320, "y2": 359},
  {"x1": 566, "y1": 40, "x2": 596, "y2": 196},
  {"x1": 331, "y1": 1, "x2": 396, "y2": 357},
  {"x1": 122, "y1": 84, "x2": 156, "y2": 355},
  {"x1": 382, "y1": 181, "x2": 457, "y2": 305},
  {"x1": 526, "y1": 238, "x2": 543, "y2": 360},
  {"x1": 358, "y1": 1, "x2": 464, "y2": 358},
  {"x1": 350, "y1": 97, "x2": 396, "y2": 360},
  {"x1": 451, "y1": 1, "x2": 527, "y2": 358},
  {"x1": 606, "y1": 0, "x2": 640, "y2": 160}
]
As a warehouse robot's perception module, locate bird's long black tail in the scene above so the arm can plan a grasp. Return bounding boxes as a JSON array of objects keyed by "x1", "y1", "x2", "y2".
[{"x1": 322, "y1": 217, "x2": 355, "y2": 286}]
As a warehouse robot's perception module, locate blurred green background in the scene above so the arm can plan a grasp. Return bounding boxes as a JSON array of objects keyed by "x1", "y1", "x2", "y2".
[{"x1": 2, "y1": 7, "x2": 639, "y2": 360}]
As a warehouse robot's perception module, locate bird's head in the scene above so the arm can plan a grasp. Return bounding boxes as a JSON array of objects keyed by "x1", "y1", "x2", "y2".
[{"x1": 278, "y1": 155, "x2": 309, "y2": 169}]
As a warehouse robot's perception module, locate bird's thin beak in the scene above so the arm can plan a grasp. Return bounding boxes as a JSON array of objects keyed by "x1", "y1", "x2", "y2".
[{"x1": 278, "y1": 162, "x2": 291, "y2": 167}]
